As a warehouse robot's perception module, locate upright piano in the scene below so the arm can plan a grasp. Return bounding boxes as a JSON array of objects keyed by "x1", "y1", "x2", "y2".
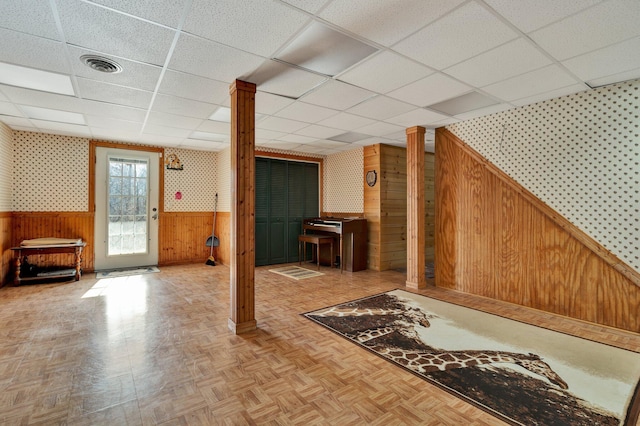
[{"x1": 303, "y1": 217, "x2": 367, "y2": 272}]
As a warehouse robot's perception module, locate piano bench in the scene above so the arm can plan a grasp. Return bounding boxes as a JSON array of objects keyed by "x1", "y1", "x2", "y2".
[{"x1": 298, "y1": 234, "x2": 335, "y2": 270}]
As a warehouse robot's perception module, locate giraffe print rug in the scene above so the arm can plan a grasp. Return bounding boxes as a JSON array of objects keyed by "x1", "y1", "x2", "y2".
[{"x1": 304, "y1": 289, "x2": 640, "y2": 426}]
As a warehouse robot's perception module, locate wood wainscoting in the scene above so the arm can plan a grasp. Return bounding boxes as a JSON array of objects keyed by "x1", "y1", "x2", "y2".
[
  {"x1": 159, "y1": 211, "x2": 230, "y2": 267},
  {"x1": 11, "y1": 212, "x2": 95, "y2": 274},
  {"x1": 435, "y1": 128, "x2": 640, "y2": 333},
  {"x1": 1, "y1": 212, "x2": 12, "y2": 286}
]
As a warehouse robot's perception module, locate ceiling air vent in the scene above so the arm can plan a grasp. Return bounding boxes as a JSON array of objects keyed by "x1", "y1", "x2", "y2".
[{"x1": 80, "y1": 55, "x2": 122, "y2": 74}]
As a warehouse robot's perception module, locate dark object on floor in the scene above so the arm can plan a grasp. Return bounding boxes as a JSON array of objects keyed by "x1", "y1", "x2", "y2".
[{"x1": 206, "y1": 193, "x2": 218, "y2": 266}]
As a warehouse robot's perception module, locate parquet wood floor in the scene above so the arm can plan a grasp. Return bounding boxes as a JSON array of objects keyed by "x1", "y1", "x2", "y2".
[{"x1": 0, "y1": 263, "x2": 638, "y2": 425}]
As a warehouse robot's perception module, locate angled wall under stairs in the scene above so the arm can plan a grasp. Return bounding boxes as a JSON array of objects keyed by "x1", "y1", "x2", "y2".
[{"x1": 435, "y1": 128, "x2": 640, "y2": 333}]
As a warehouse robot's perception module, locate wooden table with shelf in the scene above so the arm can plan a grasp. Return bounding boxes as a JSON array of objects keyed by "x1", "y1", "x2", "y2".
[{"x1": 11, "y1": 241, "x2": 86, "y2": 285}]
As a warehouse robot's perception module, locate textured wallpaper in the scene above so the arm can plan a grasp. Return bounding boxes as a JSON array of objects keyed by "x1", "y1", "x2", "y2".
[
  {"x1": 0, "y1": 122, "x2": 12, "y2": 212},
  {"x1": 323, "y1": 147, "x2": 364, "y2": 213},
  {"x1": 216, "y1": 148, "x2": 230, "y2": 213},
  {"x1": 447, "y1": 79, "x2": 639, "y2": 273},
  {"x1": 13, "y1": 131, "x2": 89, "y2": 211},
  {"x1": 164, "y1": 148, "x2": 217, "y2": 212}
]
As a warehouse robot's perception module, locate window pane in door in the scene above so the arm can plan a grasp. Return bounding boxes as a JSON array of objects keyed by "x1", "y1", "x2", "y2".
[{"x1": 107, "y1": 157, "x2": 149, "y2": 256}]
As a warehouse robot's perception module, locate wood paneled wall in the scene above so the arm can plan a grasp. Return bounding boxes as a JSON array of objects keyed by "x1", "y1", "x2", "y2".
[
  {"x1": 435, "y1": 128, "x2": 640, "y2": 333},
  {"x1": 364, "y1": 144, "x2": 435, "y2": 271},
  {"x1": 159, "y1": 212, "x2": 217, "y2": 266},
  {"x1": 425, "y1": 153, "x2": 435, "y2": 262},
  {"x1": 11, "y1": 212, "x2": 95, "y2": 274},
  {"x1": 5, "y1": 210, "x2": 230, "y2": 283},
  {"x1": 158, "y1": 211, "x2": 230, "y2": 267},
  {"x1": 1, "y1": 212, "x2": 12, "y2": 286}
]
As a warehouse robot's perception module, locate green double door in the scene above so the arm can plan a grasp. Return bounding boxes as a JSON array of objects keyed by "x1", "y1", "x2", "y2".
[{"x1": 255, "y1": 158, "x2": 319, "y2": 266}]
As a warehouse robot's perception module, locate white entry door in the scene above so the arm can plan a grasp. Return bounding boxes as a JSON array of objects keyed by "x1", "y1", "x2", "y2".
[{"x1": 94, "y1": 147, "x2": 159, "y2": 270}]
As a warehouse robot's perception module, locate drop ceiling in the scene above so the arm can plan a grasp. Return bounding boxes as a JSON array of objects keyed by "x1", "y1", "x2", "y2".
[{"x1": 1, "y1": 0, "x2": 639, "y2": 154}]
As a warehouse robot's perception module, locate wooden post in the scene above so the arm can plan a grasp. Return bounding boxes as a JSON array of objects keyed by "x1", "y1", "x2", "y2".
[
  {"x1": 406, "y1": 126, "x2": 426, "y2": 289},
  {"x1": 229, "y1": 79, "x2": 257, "y2": 334}
]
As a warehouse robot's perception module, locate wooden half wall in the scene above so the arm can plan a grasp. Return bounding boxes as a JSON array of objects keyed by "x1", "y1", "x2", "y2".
[{"x1": 435, "y1": 128, "x2": 640, "y2": 333}]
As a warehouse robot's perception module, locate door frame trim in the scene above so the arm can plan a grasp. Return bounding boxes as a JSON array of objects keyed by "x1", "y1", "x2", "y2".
[
  {"x1": 89, "y1": 141, "x2": 164, "y2": 214},
  {"x1": 89, "y1": 141, "x2": 165, "y2": 268}
]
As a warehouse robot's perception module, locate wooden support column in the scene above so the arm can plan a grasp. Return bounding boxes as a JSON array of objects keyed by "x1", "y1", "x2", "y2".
[
  {"x1": 229, "y1": 79, "x2": 257, "y2": 334},
  {"x1": 406, "y1": 126, "x2": 426, "y2": 289}
]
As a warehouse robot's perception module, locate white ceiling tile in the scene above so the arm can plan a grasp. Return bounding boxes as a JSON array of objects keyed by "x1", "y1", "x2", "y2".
[
  {"x1": 169, "y1": 34, "x2": 264, "y2": 83},
  {"x1": 275, "y1": 21, "x2": 378, "y2": 76},
  {"x1": 0, "y1": 116, "x2": 33, "y2": 128},
  {"x1": 255, "y1": 129, "x2": 287, "y2": 140},
  {"x1": 352, "y1": 136, "x2": 396, "y2": 147},
  {"x1": 0, "y1": 85, "x2": 83, "y2": 114},
  {"x1": 453, "y1": 103, "x2": 513, "y2": 121},
  {"x1": 384, "y1": 108, "x2": 449, "y2": 127},
  {"x1": 393, "y1": 1, "x2": 518, "y2": 70},
  {"x1": 147, "y1": 111, "x2": 203, "y2": 130},
  {"x1": 427, "y1": 91, "x2": 499, "y2": 115},
  {"x1": 562, "y1": 36, "x2": 640, "y2": 83},
  {"x1": 292, "y1": 144, "x2": 327, "y2": 154},
  {"x1": 85, "y1": 115, "x2": 143, "y2": 133},
  {"x1": 70, "y1": 47, "x2": 162, "y2": 92},
  {"x1": 158, "y1": 70, "x2": 229, "y2": 104},
  {"x1": 586, "y1": 68, "x2": 640, "y2": 88},
  {"x1": 484, "y1": 0, "x2": 601, "y2": 33},
  {"x1": 510, "y1": 83, "x2": 588, "y2": 107},
  {"x1": 143, "y1": 123, "x2": 191, "y2": 138},
  {"x1": 185, "y1": 0, "x2": 309, "y2": 57},
  {"x1": 256, "y1": 92, "x2": 296, "y2": 115},
  {"x1": 20, "y1": 106, "x2": 85, "y2": 125},
  {"x1": 275, "y1": 101, "x2": 338, "y2": 123},
  {"x1": 209, "y1": 107, "x2": 230, "y2": 122},
  {"x1": 279, "y1": 0, "x2": 331, "y2": 14},
  {"x1": 258, "y1": 116, "x2": 308, "y2": 133},
  {"x1": 0, "y1": 0, "x2": 61, "y2": 40},
  {"x1": 56, "y1": 0, "x2": 176, "y2": 66},
  {"x1": 383, "y1": 130, "x2": 407, "y2": 141},
  {"x1": 31, "y1": 119, "x2": 91, "y2": 136},
  {"x1": 247, "y1": 60, "x2": 328, "y2": 99},
  {"x1": 316, "y1": 112, "x2": 377, "y2": 131},
  {"x1": 152, "y1": 94, "x2": 218, "y2": 119},
  {"x1": 0, "y1": 90, "x2": 7, "y2": 102},
  {"x1": 338, "y1": 51, "x2": 433, "y2": 94},
  {"x1": 196, "y1": 120, "x2": 230, "y2": 134},
  {"x1": 0, "y1": 29, "x2": 70, "y2": 74},
  {"x1": 189, "y1": 131, "x2": 228, "y2": 142},
  {"x1": 444, "y1": 38, "x2": 553, "y2": 88},
  {"x1": 256, "y1": 141, "x2": 302, "y2": 151},
  {"x1": 0, "y1": 101, "x2": 24, "y2": 117},
  {"x1": 80, "y1": 99, "x2": 147, "y2": 122},
  {"x1": 346, "y1": 95, "x2": 416, "y2": 120},
  {"x1": 87, "y1": 0, "x2": 190, "y2": 28},
  {"x1": 91, "y1": 128, "x2": 140, "y2": 143},
  {"x1": 180, "y1": 140, "x2": 228, "y2": 151},
  {"x1": 138, "y1": 134, "x2": 181, "y2": 147},
  {"x1": 77, "y1": 78, "x2": 153, "y2": 109},
  {"x1": 301, "y1": 80, "x2": 375, "y2": 110},
  {"x1": 353, "y1": 121, "x2": 404, "y2": 137},
  {"x1": 7, "y1": 125, "x2": 37, "y2": 133},
  {"x1": 530, "y1": 0, "x2": 640, "y2": 60},
  {"x1": 295, "y1": 124, "x2": 343, "y2": 139},
  {"x1": 277, "y1": 134, "x2": 318, "y2": 145},
  {"x1": 387, "y1": 73, "x2": 471, "y2": 107},
  {"x1": 482, "y1": 65, "x2": 581, "y2": 102},
  {"x1": 319, "y1": 0, "x2": 465, "y2": 46}
]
